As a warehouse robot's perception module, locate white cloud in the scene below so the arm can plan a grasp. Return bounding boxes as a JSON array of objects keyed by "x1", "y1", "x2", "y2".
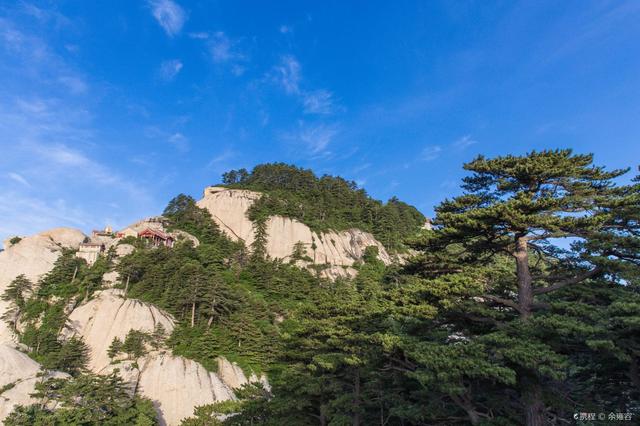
[
  {"x1": 188, "y1": 31, "x2": 209, "y2": 39},
  {"x1": 158, "y1": 59, "x2": 183, "y2": 81},
  {"x1": 421, "y1": 145, "x2": 443, "y2": 161},
  {"x1": 58, "y1": 76, "x2": 88, "y2": 94},
  {"x1": 168, "y1": 132, "x2": 189, "y2": 151},
  {"x1": 0, "y1": 12, "x2": 157, "y2": 244},
  {"x1": 452, "y1": 135, "x2": 477, "y2": 150},
  {"x1": 0, "y1": 191, "x2": 92, "y2": 240},
  {"x1": 271, "y1": 56, "x2": 341, "y2": 115},
  {"x1": 303, "y1": 89, "x2": 335, "y2": 114},
  {"x1": 148, "y1": 0, "x2": 186, "y2": 37},
  {"x1": 284, "y1": 122, "x2": 339, "y2": 156},
  {"x1": 209, "y1": 32, "x2": 234, "y2": 63},
  {"x1": 36, "y1": 143, "x2": 91, "y2": 166},
  {"x1": 7, "y1": 172, "x2": 30, "y2": 187},
  {"x1": 0, "y1": 19, "x2": 88, "y2": 96},
  {"x1": 207, "y1": 148, "x2": 236, "y2": 168},
  {"x1": 273, "y1": 55, "x2": 301, "y2": 94},
  {"x1": 194, "y1": 32, "x2": 247, "y2": 74}
]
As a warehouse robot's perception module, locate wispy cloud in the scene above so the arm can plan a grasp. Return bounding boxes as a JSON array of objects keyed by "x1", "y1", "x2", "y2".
[
  {"x1": 452, "y1": 135, "x2": 477, "y2": 150},
  {"x1": 303, "y1": 89, "x2": 336, "y2": 114},
  {"x1": 144, "y1": 126, "x2": 190, "y2": 151},
  {"x1": 158, "y1": 59, "x2": 183, "y2": 81},
  {"x1": 209, "y1": 32, "x2": 240, "y2": 63},
  {"x1": 421, "y1": 145, "x2": 443, "y2": 161},
  {"x1": 207, "y1": 148, "x2": 236, "y2": 169},
  {"x1": 148, "y1": 0, "x2": 186, "y2": 37},
  {"x1": 0, "y1": 7, "x2": 158, "y2": 244},
  {"x1": 188, "y1": 31, "x2": 209, "y2": 39},
  {"x1": 58, "y1": 76, "x2": 88, "y2": 94},
  {"x1": 279, "y1": 25, "x2": 292, "y2": 34},
  {"x1": 0, "y1": 18, "x2": 88, "y2": 96},
  {"x1": 168, "y1": 132, "x2": 189, "y2": 151},
  {"x1": 0, "y1": 191, "x2": 93, "y2": 239},
  {"x1": 282, "y1": 122, "x2": 339, "y2": 156},
  {"x1": 188, "y1": 31, "x2": 247, "y2": 75},
  {"x1": 273, "y1": 55, "x2": 301, "y2": 94},
  {"x1": 7, "y1": 172, "x2": 30, "y2": 187},
  {"x1": 271, "y1": 55, "x2": 339, "y2": 115}
]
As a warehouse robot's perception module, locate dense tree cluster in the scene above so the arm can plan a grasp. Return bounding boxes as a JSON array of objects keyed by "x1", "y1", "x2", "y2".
[
  {"x1": 2, "y1": 251, "x2": 109, "y2": 375},
  {"x1": 200, "y1": 151, "x2": 639, "y2": 425},
  {"x1": 221, "y1": 163, "x2": 426, "y2": 250},
  {"x1": 4, "y1": 372, "x2": 157, "y2": 425},
  {"x1": 4, "y1": 151, "x2": 637, "y2": 425}
]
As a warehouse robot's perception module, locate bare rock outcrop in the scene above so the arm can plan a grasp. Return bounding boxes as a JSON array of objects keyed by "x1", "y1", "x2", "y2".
[
  {"x1": 197, "y1": 187, "x2": 391, "y2": 278},
  {"x1": 64, "y1": 289, "x2": 175, "y2": 372},
  {"x1": 135, "y1": 353, "x2": 235, "y2": 425},
  {"x1": 64, "y1": 290, "x2": 252, "y2": 425},
  {"x1": 0, "y1": 228, "x2": 86, "y2": 343},
  {"x1": 0, "y1": 343, "x2": 67, "y2": 422}
]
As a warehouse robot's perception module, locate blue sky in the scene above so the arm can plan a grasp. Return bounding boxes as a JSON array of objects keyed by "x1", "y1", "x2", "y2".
[{"x1": 1, "y1": 1, "x2": 639, "y2": 244}]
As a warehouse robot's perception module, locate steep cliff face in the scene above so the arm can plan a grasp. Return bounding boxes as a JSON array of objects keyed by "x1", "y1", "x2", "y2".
[
  {"x1": 134, "y1": 353, "x2": 235, "y2": 426},
  {"x1": 197, "y1": 187, "x2": 392, "y2": 278},
  {"x1": 63, "y1": 289, "x2": 261, "y2": 425},
  {"x1": 0, "y1": 344, "x2": 68, "y2": 422},
  {"x1": 64, "y1": 289, "x2": 176, "y2": 371},
  {"x1": 0, "y1": 228, "x2": 86, "y2": 343}
]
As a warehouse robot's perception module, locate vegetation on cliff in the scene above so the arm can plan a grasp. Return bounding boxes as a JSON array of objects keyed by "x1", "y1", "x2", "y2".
[
  {"x1": 191, "y1": 150, "x2": 639, "y2": 425},
  {"x1": 3, "y1": 151, "x2": 638, "y2": 425},
  {"x1": 220, "y1": 163, "x2": 426, "y2": 251}
]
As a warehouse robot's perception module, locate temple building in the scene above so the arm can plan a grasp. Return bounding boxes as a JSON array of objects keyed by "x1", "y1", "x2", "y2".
[
  {"x1": 77, "y1": 242, "x2": 105, "y2": 266},
  {"x1": 138, "y1": 228, "x2": 175, "y2": 248}
]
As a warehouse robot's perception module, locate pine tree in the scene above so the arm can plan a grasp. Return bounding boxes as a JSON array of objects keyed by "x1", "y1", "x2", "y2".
[
  {"x1": 108, "y1": 336, "x2": 123, "y2": 359},
  {"x1": 408, "y1": 149, "x2": 637, "y2": 425},
  {"x1": 1, "y1": 274, "x2": 33, "y2": 331},
  {"x1": 179, "y1": 261, "x2": 208, "y2": 327},
  {"x1": 122, "y1": 330, "x2": 148, "y2": 359},
  {"x1": 150, "y1": 324, "x2": 167, "y2": 350}
]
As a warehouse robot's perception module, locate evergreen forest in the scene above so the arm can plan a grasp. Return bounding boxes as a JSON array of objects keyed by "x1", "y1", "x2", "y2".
[{"x1": 3, "y1": 151, "x2": 639, "y2": 426}]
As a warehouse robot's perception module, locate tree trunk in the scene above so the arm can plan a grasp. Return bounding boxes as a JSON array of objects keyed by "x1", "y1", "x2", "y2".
[
  {"x1": 515, "y1": 235, "x2": 533, "y2": 319},
  {"x1": 353, "y1": 369, "x2": 362, "y2": 426},
  {"x1": 515, "y1": 236, "x2": 546, "y2": 425},
  {"x1": 630, "y1": 356, "x2": 640, "y2": 393},
  {"x1": 319, "y1": 404, "x2": 327, "y2": 426},
  {"x1": 124, "y1": 274, "x2": 130, "y2": 297},
  {"x1": 522, "y1": 381, "x2": 545, "y2": 426},
  {"x1": 451, "y1": 394, "x2": 480, "y2": 425},
  {"x1": 191, "y1": 302, "x2": 196, "y2": 327}
]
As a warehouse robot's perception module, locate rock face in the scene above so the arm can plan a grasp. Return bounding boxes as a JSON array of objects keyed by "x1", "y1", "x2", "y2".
[
  {"x1": 135, "y1": 353, "x2": 235, "y2": 426},
  {"x1": 64, "y1": 289, "x2": 175, "y2": 372},
  {"x1": 64, "y1": 290, "x2": 256, "y2": 425},
  {"x1": 0, "y1": 343, "x2": 67, "y2": 422},
  {"x1": 197, "y1": 187, "x2": 391, "y2": 278},
  {"x1": 0, "y1": 228, "x2": 86, "y2": 343}
]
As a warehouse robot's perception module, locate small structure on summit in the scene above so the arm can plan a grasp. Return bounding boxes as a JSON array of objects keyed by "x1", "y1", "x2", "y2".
[
  {"x1": 77, "y1": 242, "x2": 105, "y2": 265},
  {"x1": 92, "y1": 226, "x2": 114, "y2": 238},
  {"x1": 138, "y1": 228, "x2": 175, "y2": 248}
]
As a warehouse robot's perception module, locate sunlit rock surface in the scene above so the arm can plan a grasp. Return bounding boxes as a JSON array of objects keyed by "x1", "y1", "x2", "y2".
[
  {"x1": 0, "y1": 343, "x2": 68, "y2": 423},
  {"x1": 197, "y1": 187, "x2": 391, "y2": 278},
  {"x1": 0, "y1": 228, "x2": 86, "y2": 343}
]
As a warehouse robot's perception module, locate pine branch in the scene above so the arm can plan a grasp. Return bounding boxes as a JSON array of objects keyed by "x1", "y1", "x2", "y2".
[
  {"x1": 532, "y1": 267, "x2": 602, "y2": 295},
  {"x1": 481, "y1": 295, "x2": 523, "y2": 313}
]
